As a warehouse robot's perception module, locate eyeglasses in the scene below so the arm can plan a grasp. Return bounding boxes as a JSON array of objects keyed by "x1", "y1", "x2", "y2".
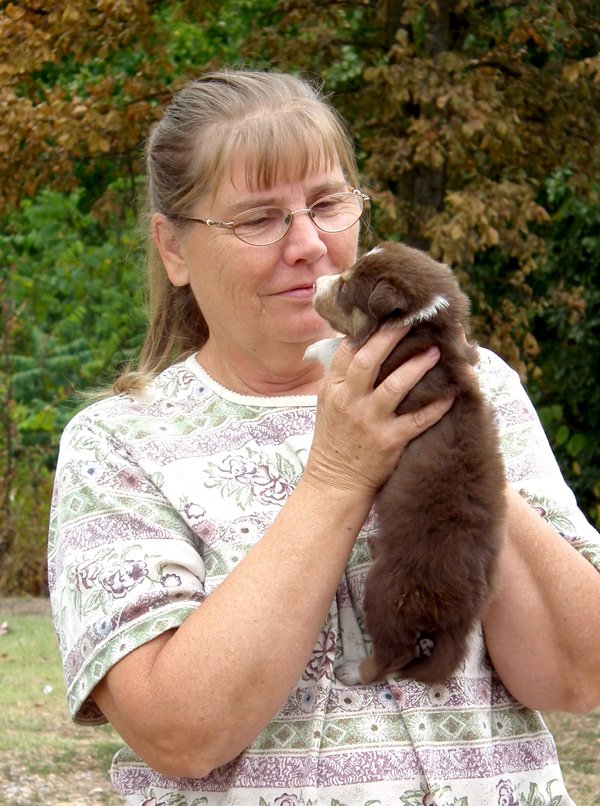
[{"x1": 169, "y1": 188, "x2": 370, "y2": 246}]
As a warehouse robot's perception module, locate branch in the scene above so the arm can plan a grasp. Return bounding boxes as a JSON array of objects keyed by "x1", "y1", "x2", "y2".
[{"x1": 465, "y1": 59, "x2": 525, "y2": 79}]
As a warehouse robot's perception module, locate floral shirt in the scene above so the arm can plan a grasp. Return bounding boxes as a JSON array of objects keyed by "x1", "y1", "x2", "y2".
[{"x1": 48, "y1": 349, "x2": 600, "y2": 806}]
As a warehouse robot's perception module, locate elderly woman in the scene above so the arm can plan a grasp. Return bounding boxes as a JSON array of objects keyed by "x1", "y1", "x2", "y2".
[{"x1": 48, "y1": 69, "x2": 600, "y2": 805}]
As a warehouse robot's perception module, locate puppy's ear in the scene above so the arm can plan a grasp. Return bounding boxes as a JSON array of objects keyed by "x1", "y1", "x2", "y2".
[{"x1": 368, "y1": 279, "x2": 410, "y2": 318}]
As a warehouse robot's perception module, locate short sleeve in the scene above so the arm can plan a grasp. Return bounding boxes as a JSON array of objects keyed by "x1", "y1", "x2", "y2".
[
  {"x1": 477, "y1": 348, "x2": 600, "y2": 571},
  {"x1": 48, "y1": 404, "x2": 206, "y2": 725}
]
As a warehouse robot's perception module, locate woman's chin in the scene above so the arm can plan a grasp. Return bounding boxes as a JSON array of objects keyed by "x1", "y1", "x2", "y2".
[{"x1": 274, "y1": 312, "x2": 336, "y2": 347}]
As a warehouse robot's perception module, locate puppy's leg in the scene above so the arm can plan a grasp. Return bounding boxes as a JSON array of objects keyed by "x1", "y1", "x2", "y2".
[
  {"x1": 398, "y1": 625, "x2": 469, "y2": 684},
  {"x1": 357, "y1": 654, "x2": 382, "y2": 684},
  {"x1": 335, "y1": 659, "x2": 364, "y2": 686},
  {"x1": 336, "y1": 646, "x2": 418, "y2": 687},
  {"x1": 303, "y1": 336, "x2": 344, "y2": 370},
  {"x1": 335, "y1": 653, "x2": 394, "y2": 686}
]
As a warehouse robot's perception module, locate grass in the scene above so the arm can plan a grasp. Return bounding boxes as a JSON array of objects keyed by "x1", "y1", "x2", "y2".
[
  {"x1": 0, "y1": 606, "x2": 122, "y2": 805},
  {"x1": 0, "y1": 600, "x2": 599, "y2": 804},
  {"x1": 544, "y1": 710, "x2": 600, "y2": 805},
  {"x1": 0, "y1": 613, "x2": 120, "y2": 770}
]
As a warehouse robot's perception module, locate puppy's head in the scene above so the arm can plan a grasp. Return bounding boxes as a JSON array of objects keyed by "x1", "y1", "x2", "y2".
[{"x1": 313, "y1": 242, "x2": 469, "y2": 345}]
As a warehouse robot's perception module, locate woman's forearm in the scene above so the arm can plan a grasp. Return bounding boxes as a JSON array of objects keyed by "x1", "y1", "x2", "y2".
[
  {"x1": 483, "y1": 485, "x2": 600, "y2": 714},
  {"x1": 94, "y1": 476, "x2": 371, "y2": 777}
]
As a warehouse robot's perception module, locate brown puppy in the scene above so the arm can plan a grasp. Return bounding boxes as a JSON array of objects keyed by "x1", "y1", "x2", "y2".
[{"x1": 310, "y1": 242, "x2": 506, "y2": 685}]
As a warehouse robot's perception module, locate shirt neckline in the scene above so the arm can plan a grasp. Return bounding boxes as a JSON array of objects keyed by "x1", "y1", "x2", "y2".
[{"x1": 183, "y1": 354, "x2": 318, "y2": 408}]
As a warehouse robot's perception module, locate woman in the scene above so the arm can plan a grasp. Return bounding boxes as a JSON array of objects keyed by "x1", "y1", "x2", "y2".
[{"x1": 48, "y1": 69, "x2": 600, "y2": 805}]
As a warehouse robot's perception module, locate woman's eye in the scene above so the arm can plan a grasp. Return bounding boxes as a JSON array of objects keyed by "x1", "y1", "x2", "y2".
[
  {"x1": 245, "y1": 216, "x2": 269, "y2": 229},
  {"x1": 312, "y1": 198, "x2": 338, "y2": 213},
  {"x1": 239, "y1": 209, "x2": 279, "y2": 229}
]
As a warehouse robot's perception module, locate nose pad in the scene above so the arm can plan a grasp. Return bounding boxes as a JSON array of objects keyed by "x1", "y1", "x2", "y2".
[
  {"x1": 287, "y1": 210, "x2": 322, "y2": 238},
  {"x1": 286, "y1": 208, "x2": 315, "y2": 233}
]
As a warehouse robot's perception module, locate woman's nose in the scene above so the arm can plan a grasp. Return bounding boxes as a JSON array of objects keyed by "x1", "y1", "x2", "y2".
[{"x1": 281, "y1": 210, "x2": 327, "y2": 263}]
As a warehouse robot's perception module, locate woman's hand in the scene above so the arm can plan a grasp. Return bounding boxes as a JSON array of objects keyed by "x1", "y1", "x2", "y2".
[{"x1": 305, "y1": 326, "x2": 455, "y2": 496}]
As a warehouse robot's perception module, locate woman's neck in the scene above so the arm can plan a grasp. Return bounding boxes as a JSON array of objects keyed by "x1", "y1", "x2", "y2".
[{"x1": 196, "y1": 339, "x2": 325, "y2": 397}]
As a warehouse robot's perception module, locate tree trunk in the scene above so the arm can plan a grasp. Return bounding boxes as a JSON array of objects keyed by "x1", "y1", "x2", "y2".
[{"x1": 398, "y1": 1, "x2": 451, "y2": 247}]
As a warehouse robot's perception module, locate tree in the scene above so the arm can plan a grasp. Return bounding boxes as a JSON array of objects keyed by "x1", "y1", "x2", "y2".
[
  {"x1": 0, "y1": 0, "x2": 598, "y2": 595},
  {"x1": 0, "y1": 0, "x2": 263, "y2": 591},
  {"x1": 0, "y1": 0, "x2": 265, "y2": 212},
  {"x1": 235, "y1": 0, "x2": 600, "y2": 523}
]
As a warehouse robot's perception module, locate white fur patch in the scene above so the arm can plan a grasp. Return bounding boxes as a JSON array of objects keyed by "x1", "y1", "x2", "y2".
[
  {"x1": 364, "y1": 246, "x2": 384, "y2": 257},
  {"x1": 303, "y1": 336, "x2": 345, "y2": 370},
  {"x1": 401, "y1": 294, "x2": 449, "y2": 327},
  {"x1": 313, "y1": 273, "x2": 340, "y2": 299}
]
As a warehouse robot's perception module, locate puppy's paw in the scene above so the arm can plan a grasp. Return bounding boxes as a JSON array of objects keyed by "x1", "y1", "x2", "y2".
[
  {"x1": 416, "y1": 633, "x2": 435, "y2": 658},
  {"x1": 335, "y1": 660, "x2": 364, "y2": 687},
  {"x1": 303, "y1": 336, "x2": 344, "y2": 370}
]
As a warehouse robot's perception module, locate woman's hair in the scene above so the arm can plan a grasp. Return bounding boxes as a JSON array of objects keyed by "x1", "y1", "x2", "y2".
[{"x1": 114, "y1": 68, "x2": 359, "y2": 394}]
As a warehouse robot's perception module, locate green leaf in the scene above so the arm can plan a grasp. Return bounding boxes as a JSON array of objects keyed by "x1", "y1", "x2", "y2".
[{"x1": 555, "y1": 424, "x2": 570, "y2": 446}]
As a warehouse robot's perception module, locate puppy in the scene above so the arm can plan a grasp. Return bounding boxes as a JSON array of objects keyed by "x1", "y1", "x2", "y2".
[{"x1": 308, "y1": 242, "x2": 506, "y2": 685}]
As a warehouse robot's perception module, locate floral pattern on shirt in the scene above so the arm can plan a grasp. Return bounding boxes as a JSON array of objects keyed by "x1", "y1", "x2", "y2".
[{"x1": 48, "y1": 350, "x2": 600, "y2": 805}]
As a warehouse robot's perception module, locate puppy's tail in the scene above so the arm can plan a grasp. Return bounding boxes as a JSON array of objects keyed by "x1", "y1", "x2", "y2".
[{"x1": 397, "y1": 624, "x2": 471, "y2": 684}]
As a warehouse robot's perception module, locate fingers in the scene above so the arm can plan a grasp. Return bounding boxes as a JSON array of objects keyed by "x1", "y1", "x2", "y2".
[
  {"x1": 310, "y1": 326, "x2": 455, "y2": 496},
  {"x1": 326, "y1": 327, "x2": 444, "y2": 421},
  {"x1": 397, "y1": 394, "x2": 455, "y2": 438},
  {"x1": 375, "y1": 345, "x2": 440, "y2": 417},
  {"x1": 329, "y1": 325, "x2": 411, "y2": 393}
]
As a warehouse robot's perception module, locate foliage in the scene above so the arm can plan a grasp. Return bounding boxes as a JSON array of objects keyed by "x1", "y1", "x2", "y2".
[
  {"x1": 528, "y1": 173, "x2": 600, "y2": 526},
  {"x1": 0, "y1": 0, "x2": 263, "y2": 212},
  {"x1": 0, "y1": 188, "x2": 144, "y2": 590},
  {"x1": 0, "y1": 453, "x2": 54, "y2": 595},
  {"x1": 234, "y1": 0, "x2": 600, "y2": 524},
  {"x1": 1, "y1": 187, "x2": 144, "y2": 439},
  {"x1": 0, "y1": 0, "x2": 599, "y2": 592}
]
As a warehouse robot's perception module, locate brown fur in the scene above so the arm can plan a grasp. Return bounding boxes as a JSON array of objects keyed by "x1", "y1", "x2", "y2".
[{"x1": 312, "y1": 242, "x2": 506, "y2": 684}]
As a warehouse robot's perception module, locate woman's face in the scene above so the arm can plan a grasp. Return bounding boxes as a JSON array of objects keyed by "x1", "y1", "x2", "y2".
[{"x1": 159, "y1": 161, "x2": 360, "y2": 360}]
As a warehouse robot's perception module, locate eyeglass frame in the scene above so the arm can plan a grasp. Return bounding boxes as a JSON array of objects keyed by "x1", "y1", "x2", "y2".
[{"x1": 166, "y1": 187, "x2": 370, "y2": 246}]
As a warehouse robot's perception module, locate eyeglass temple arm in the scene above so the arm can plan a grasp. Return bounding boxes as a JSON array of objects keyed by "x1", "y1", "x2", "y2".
[{"x1": 173, "y1": 215, "x2": 234, "y2": 229}]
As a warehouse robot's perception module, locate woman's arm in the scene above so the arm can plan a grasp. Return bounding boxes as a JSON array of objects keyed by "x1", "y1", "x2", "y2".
[
  {"x1": 92, "y1": 328, "x2": 453, "y2": 779},
  {"x1": 483, "y1": 485, "x2": 600, "y2": 714}
]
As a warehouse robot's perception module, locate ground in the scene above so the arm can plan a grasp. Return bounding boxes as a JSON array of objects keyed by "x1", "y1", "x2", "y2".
[
  {"x1": 1, "y1": 597, "x2": 598, "y2": 805},
  {"x1": 0, "y1": 597, "x2": 121, "y2": 806}
]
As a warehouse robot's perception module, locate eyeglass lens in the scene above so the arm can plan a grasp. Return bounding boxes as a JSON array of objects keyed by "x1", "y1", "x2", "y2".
[{"x1": 232, "y1": 192, "x2": 365, "y2": 245}]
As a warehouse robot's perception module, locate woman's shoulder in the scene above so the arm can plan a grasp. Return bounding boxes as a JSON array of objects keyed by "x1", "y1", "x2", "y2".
[
  {"x1": 62, "y1": 358, "x2": 207, "y2": 441},
  {"x1": 475, "y1": 346, "x2": 525, "y2": 403},
  {"x1": 475, "y1": 345, "x2": 518, "y2": 378}
]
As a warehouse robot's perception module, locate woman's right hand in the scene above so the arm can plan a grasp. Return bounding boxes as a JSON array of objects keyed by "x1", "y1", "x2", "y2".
[{"x1": 305, "y1": 326, "x2": 454, "y2": 497}]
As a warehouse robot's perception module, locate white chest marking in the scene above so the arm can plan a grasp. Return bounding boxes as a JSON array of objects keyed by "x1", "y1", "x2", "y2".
[{"x1": 401, "y1": 294, "x2": 449, "y2": 327}]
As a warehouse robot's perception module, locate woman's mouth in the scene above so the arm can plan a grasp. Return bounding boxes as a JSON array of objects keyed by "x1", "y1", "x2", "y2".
[{"x1": 275, "y1": 285, "x2": 315, "y2": 299}]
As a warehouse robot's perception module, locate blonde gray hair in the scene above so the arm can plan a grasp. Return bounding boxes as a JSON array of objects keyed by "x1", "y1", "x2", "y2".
[{"x1": 115, "y1": 68, "x2": 359, "y2": 394}]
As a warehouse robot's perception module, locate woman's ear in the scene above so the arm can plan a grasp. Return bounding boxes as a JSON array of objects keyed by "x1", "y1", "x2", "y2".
[{"x1": 152, "y1": 213, "x2": 190, "y2": 287}]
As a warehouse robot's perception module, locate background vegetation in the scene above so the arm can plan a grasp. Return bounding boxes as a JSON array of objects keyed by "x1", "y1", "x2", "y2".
[
  {"x1": 0, "y1": 598, "x2": 122, "y2": 804},
  {"x1": 1, "y1": 598, "x2": 599, "y2": 804},
  {"x1": 1, "y1": 0, "x2": 599, "y2": 594}
]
